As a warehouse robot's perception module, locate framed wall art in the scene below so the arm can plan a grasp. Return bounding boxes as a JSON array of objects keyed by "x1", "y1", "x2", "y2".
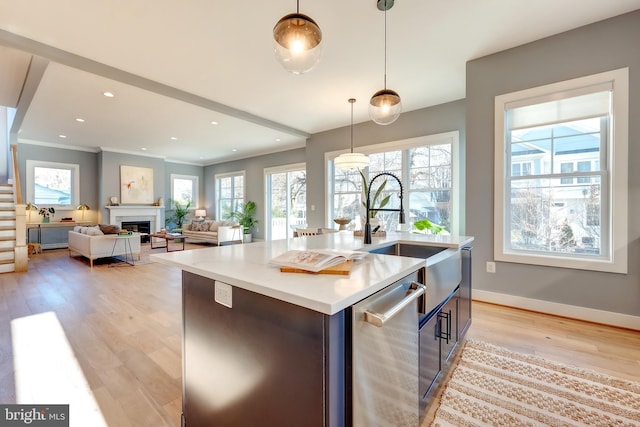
[{"x1": 120, "y1": 165, "x2": 154, "y2": 204}]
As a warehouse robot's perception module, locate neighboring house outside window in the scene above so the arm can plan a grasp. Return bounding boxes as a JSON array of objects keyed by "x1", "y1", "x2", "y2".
[
  {"x1": 494, "y1": 68, "x2": 628, "y2": 273},
  {"x1": 26, "y1": 160, "x2": 79, "y2": 209},
  {"x1": 215, "y1": 171, "x2": 245, "y2": 220}
]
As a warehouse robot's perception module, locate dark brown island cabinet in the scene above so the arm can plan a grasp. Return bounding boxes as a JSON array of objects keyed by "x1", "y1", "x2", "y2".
[{"x1": 179, "y1": 244, "x2": 472, "y2": 427}]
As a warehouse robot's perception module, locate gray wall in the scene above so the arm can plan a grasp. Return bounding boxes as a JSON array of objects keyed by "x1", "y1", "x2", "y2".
[
  {"x1": 466, "y1": 10, "x2": 640, "y2": 316},
  {"x1": 164, "y1": 161, "x2": 205, "y2": 214},
  {"x1": 305, "y1": 100, "x2": 467, "y2": 229},
  {"x1": 17, "y1": 143, "x2": 99, "y2": 213},
  {"x1": 17, "y1": 143, "x2": 99, "y2": 246},
  {"x1": 204, "y1": 100, "x2": 465, "y2": 241},
  {"x1": 204, "y1": 148, "x2": 307, "y2": 240},
  {"x1": 98, "y1": 151, "x2": 165, "y2": 224}
]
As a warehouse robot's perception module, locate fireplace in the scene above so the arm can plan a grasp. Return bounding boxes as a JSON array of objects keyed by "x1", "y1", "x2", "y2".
[
  {"x1": 106, "y1": 206, "x2": 164, "y2": 235},
  {"x1": 122, "y1": 221, "x2": 151, "y2": 243}
]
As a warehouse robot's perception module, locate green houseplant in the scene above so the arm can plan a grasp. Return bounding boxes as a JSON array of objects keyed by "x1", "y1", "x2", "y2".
[
  {"x1": 165, "y1": 199, "x2": 191, "y2": 230},
  {"x1": 230, "y1": 201, "x2": 258, "y2": 242},
  {"x1": 413, "y1": 219, "x2": 447, "y2": 235},
  {"x1": 38, "y1": 207, "x2": 55, "y2": 223},
  {"x1": 359, "y1": 169, "x2": 390, "y2": 233},
  {"x1": 359, "y1": 169, "x2": 390, "y2": 218}
]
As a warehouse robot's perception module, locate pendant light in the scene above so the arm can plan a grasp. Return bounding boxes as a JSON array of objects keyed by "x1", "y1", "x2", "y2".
[
  {"x1": 334, "y1": 98, "x2": 370, "y2": 171},
  {"x1": 273, "y1": 0, "x2": 322, "y2": 74},
  {"x1": 369, "y1": 0, "x2": 402, "y2": 125}
]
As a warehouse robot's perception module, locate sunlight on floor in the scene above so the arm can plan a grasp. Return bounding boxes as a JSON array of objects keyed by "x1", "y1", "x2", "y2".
[{"x1": 11, "y1": 311, "x2": 108, "y2": 427}]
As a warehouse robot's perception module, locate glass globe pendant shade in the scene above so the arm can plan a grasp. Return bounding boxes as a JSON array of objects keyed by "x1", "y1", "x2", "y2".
[
  {"x1": 334, "y1": 98, "x2": 370, "y2": 171},
  {"x1": 273, "y1": 13, "x2": 322, "y2": 74},
  {"x1": 334, "y1": 152, "x2": 370, "y2": 171},
  {"x1": 369, "y1": 88, "x2": 402, "y2": 125}
]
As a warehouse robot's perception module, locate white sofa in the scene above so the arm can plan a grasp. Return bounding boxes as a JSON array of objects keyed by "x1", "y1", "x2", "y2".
[
  {"x1": 180, "y1": 220, "x2": 239, "y2": 245},
  {"x1": 68, "y1": 229, "x2": 141, "y2": 268}
]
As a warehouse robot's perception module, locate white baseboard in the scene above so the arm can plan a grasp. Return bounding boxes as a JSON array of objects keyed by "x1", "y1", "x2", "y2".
[
  {"x1": 473, "y1": 289, "x2": 640, "y2": 331},
  {"x1": 42, "y1": 243, "x2": 68, "y2": 250}
]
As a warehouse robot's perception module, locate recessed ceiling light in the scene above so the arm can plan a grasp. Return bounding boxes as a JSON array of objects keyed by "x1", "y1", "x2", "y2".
[
  {"x1": 275, "y1": 138, "x2": 281, "y2": 142},
  {"x1": 58, "y1": 134, "x2": 67, "y2": 138},
  {"x1": 232, "y1": 149, "x2": 237, "y2": 152},
  {"x1": 103, "y1": 91, "x2": 114, "y2": 97},
  {"x1": 141, "y1": 147, "x2": 147, "y2": 151},
  {"x1": 211, "y1": 121, "x2": 218, "y2": 125},
  {"x1": 170, "y1": 137, "x2": 177, "y2": 140},
  {"x1": 75, "y1": 118, "x2": 85, "y2": 123}
]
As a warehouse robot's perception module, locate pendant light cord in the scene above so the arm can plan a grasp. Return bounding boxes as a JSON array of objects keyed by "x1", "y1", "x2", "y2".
[
  {"x1": 349, "y1": 98, "x2": 356, "y2": 153},
  {"x1": 383, "y1": 3, "x2": 387, "y2": 90},
  {"x1": 297, "y1": 0, "x2": 300, "y2": 13},
  {"x1": 350, "y1": 101, "x2": 354, "y2": 153}
]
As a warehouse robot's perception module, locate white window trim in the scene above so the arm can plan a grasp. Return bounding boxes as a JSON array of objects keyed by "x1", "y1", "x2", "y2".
[
  {"x1": 325, "y1": 131, "x2": 460, "y2": 234},
  {"x1": 494, "y1": 68, "x2": 628, "y2": 274},
  {"x1": 264, "y1": 162, "x2": 306, "y2": 240},
  {"x1": 214, "y1": 170, "x2": 246, "y2": 220},
  {"x1": 170, "y1": 174, "x2": 199, "y2": 209},
  {"x1": 26, "y1": 160, "x2": 80, "y2": 210}
]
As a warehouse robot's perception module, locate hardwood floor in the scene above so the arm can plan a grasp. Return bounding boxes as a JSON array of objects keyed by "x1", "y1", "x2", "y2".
[
  {"x1": 1, "y1": 246, "x2": 638, "y2": 426},
  {"x1": 467, "y1": 301, "x2": 640, "y2": 383},
  {"x1": 0, "y1": 245, "x2": 185, "y2": 426}
]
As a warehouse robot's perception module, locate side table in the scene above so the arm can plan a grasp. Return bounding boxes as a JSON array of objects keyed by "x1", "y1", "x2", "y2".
[{"x1": 109, "y1": 233, "x2": 135, "y2": 267}]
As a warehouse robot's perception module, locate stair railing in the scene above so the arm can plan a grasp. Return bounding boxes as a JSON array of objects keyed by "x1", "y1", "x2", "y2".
[{"x1": 10, "y1": 144, "x2": 28, "y2": 272}]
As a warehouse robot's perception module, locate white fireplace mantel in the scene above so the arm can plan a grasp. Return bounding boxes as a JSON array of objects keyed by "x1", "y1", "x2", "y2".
[{"x1": 106, "y1": 205, "x2": 164, "y2": 232}]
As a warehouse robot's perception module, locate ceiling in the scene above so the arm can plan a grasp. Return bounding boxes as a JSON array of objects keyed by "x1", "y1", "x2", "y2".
[{"x1": 1, "y1": 1, "x2": 639, "y2": 165}]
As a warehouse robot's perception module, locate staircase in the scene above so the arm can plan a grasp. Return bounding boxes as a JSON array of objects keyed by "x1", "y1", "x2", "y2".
[{"x1": 0, "y1": 183, "x2": 17, "y2": 273}]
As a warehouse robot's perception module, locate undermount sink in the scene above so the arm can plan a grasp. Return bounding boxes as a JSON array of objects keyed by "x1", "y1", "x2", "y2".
[
  {"x1": 366, "y1": 242, "x2": 461, "y2": 315},
  {"x1": 367, "y1": 242, "x2": 447, "y2": 258}
]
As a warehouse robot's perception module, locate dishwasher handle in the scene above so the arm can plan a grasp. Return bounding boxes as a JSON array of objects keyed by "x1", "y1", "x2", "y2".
[{"x1": 364, "y1": 282, "x2": 426, "y2": 327}]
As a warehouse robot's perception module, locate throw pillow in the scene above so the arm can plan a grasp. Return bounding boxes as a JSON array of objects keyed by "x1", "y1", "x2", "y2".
[
  {"x1": 182, "y1": 223, "x2": 192, "y2": 231},
  {"x1": 99, "y1": 224, "x2": 120, "y2": 234},
  {"x1": 192, "y1": 221, "x2": 211, "y2": 232},
  {"x1": 86, "y1": 225, "x2": 104, "y2": 236},
  {"x1": 209, "y1": 221, "x2": 223, "y2": 232},
  {"x1": 74, "y1": 225, "x2": 83, "y2": 233}
]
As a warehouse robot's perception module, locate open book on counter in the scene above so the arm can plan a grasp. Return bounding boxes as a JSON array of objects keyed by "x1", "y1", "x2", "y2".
[{"x1": 269, "y1": 249, "x2": 369, "y2": 273}]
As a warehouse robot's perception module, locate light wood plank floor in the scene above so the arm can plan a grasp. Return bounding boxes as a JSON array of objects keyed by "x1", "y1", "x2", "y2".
[{"x1": 1, "y1": 246, "x2": 638, "y2": 426}]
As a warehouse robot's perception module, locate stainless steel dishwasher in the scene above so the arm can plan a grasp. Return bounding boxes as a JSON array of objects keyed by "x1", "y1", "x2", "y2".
[{"x1": 352, "y1": 271, "x2": 425, "y2": 427}]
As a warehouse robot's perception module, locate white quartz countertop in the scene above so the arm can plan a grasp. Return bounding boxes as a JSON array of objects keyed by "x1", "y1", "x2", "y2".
[{"x1": 150, "y1": 231, "x2": 474, "y2": 315}]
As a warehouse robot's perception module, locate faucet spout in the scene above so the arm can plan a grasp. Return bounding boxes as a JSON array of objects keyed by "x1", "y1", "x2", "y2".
[{"x1": 364, "y1": 172, "x2": 405, "y2": 244}]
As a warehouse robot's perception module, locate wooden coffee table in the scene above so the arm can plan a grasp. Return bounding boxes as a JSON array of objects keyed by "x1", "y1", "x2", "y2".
[{"x1": 149, "y1": 233, "x2": 186, "y2": 252}]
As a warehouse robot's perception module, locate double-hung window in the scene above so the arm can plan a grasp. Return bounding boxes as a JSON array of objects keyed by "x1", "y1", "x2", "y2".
[
  {"x1": 328, "y1": 132, "x2": 460, "y2": 234},
  {"x1": 26, "y1": 160, "x2": 79, "y2": 209},
  {"x1": 215, "y1": 171, "x2": 244, "y2": 220},
  {"x1": 494, "y1": 68, "x2": 628, "y2": 273},
  {"x1": 171, "y1": 174, "x2": 199, "y2": 208}
]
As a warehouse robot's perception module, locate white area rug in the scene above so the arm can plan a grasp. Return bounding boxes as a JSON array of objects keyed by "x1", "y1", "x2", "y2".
[{"x1": 431, "y1": 340, "x2": 640, "y2": 426}]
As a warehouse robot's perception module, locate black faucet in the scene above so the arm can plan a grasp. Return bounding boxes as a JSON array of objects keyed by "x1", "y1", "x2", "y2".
[{"x1": 364, "y1": 172, "x2": 405, "y2": 244}]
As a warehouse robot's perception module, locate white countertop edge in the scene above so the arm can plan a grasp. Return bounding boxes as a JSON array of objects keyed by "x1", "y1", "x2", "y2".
[
  {"x1": 151, "y1": 231, "x2": 473, "y2": 315},
  {"x1": 158, "y1": 257, "x2": 426, "y2": 315}
]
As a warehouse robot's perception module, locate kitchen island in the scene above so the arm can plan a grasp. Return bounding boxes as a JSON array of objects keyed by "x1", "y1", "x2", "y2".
[{"x1": 151, "y1": 231, "x2": 473, "y2": 426}]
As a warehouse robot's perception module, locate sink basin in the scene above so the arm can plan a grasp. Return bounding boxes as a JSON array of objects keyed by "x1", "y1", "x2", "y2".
[
  {"x1": 366, "y1": 243, "x2": 461, "y2": 315},
  {"x1": 368, "y1": 243, "x2": 447, "y2": 258}
]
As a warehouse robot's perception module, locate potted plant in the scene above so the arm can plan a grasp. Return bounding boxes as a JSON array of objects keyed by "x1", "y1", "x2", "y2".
[
  {"x1": 359, "y1": 170, "x2": 390, "y2": 230},
  {"x1": 38, "y1": 207, "x2": 55, "y2": 223},
  {"x1": 230, "y1": 201, "x2": 258, "y2": 243},
  {"x1": 165, "y1": 199, "x2": 191, "y2": 230}
]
